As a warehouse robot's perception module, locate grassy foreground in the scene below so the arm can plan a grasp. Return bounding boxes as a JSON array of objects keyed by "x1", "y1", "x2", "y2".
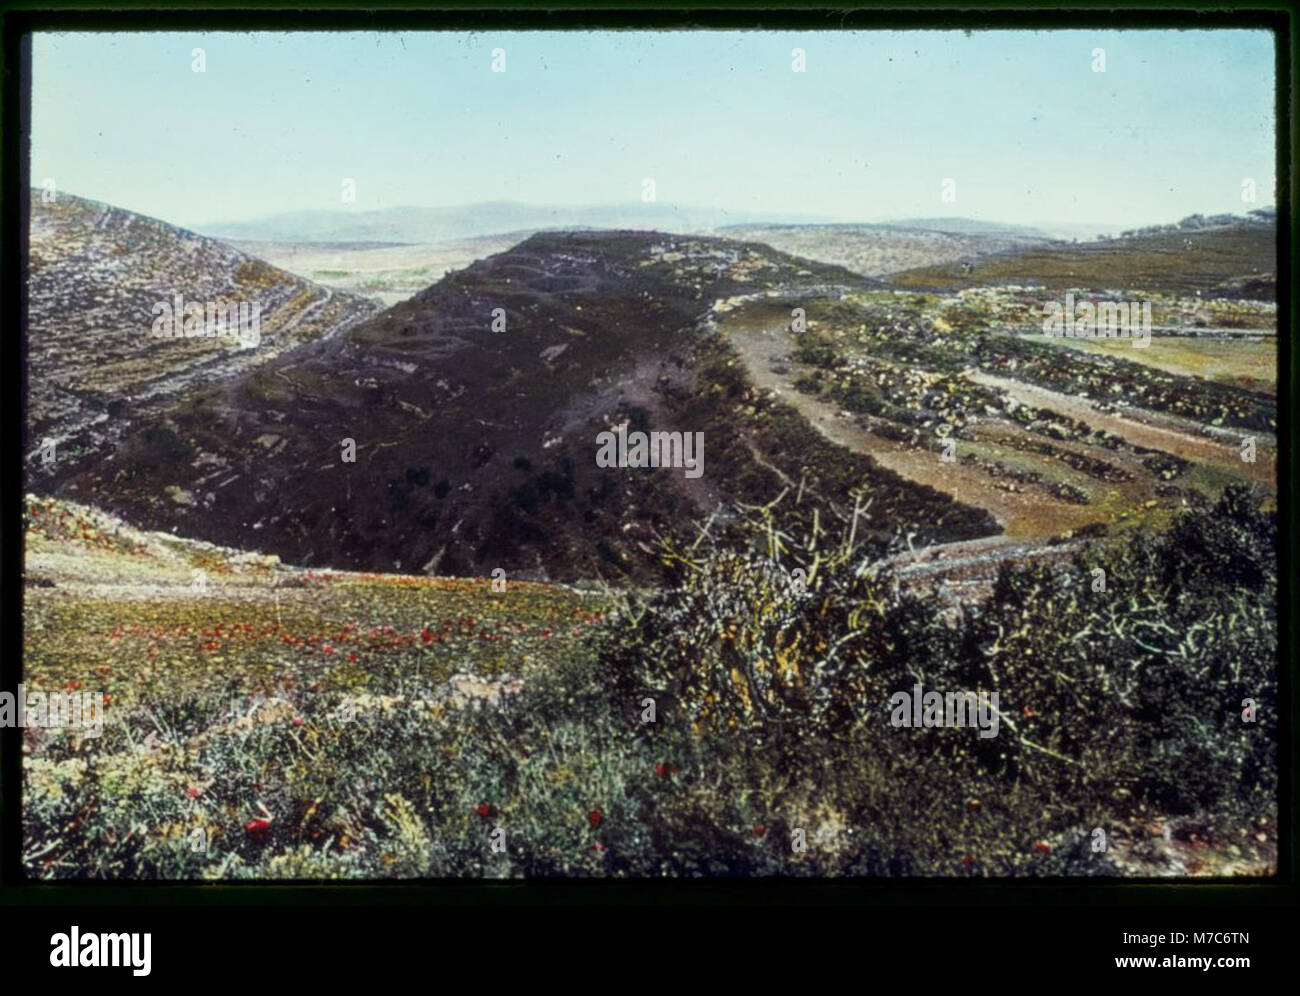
[{"x1": 22, "y1": 489, "x2": 1275, "y2": 879}]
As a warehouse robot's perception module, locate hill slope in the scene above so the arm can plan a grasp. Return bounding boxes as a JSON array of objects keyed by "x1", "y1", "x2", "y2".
[
  {"x1": 26, "y1": 192, "x2": 381, "y2": 476},
  {"x1": 888, "y1": 221, "x2": 1276, "y2": 297},
  {"x1": 46, "y1": 231, "x2": 998, "y2": 581}
]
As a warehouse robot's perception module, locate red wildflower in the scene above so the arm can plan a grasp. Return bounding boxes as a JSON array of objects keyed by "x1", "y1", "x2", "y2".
[
  {"x1": 1023, "y1": 706, "x2": 1035, "y2": 718},
  {"x1": 292, "y1": 716, "x2": 304, "y2": 728},
  {"x1": 476, "y1": 803, "x2": 495, "y2": 819},
  {"x1": 1034, "y1": 841, "x2": 1051, "y2": 853},
  {"x1": 186, "y1": 786, "x2": 202, "y2": 799},
  {"x1": 245, "y1": 818, "x2": 271, "y2": 834},
  {"x1": 587, "y1": 810, "x2": 603, "y2": 830},
  {"x1": 962, "y1": 854, "x2": 974, "y2": 867},
  {"x1": 347, "y1": 652, "x2": 358, "y2": 663},
  {"x1": 753, "y1": 824, "x2": 766, "y2": 837}
]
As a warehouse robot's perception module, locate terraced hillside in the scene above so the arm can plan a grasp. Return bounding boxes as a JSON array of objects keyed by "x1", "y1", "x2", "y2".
[
  {"x1": 43, "y1": 231, "x2": 999, "y2": 583},
  {"x1": 26, "y1": 192, "x2": 381, "y2": 476},
  {"x1": 714, "y1": 290, "x2": 1275, "y2": 546},
  {"x1": 717, "y1": 221, "x2": 1052, "y2": 278},
  {"x1": 889, "y1": 219, "x2": 1276, "y2": 298}
]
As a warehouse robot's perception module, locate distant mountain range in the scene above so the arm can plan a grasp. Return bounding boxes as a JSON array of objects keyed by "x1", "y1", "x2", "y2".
[
  {"x1": 864, "y1": 217, "x2": 1055, "y2": 238},
  {"x1": 197, "y1": 201, "x2": 1119, "y2": 246},
  {"x1": 197, "y1": 202, "x2": 840, "y2": 245},
  {"x1": 869, "y1": 218, "x2": 1134, "y2": 242}
]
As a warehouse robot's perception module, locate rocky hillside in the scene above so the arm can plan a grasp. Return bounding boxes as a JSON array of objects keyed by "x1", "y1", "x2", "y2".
[
  {"x1": 889, "y1": 219, "x2": 1277, "y2": 297},
  {"x1": 45, "y1": 230, "x2": 998, "y2": 582},
  {"x1": 26, "y1": 192, "x2": 381, "y2": 476}
]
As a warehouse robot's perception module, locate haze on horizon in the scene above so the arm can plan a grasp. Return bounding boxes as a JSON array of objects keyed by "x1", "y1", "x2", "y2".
[{"x1": 31, "y1": 29, "x2": 1276, "y2": 232}]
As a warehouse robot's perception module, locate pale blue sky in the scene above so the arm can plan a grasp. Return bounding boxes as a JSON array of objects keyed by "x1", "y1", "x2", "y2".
[{"x1": 31, "y1": 29, "x2": 1276, "y2": 228}]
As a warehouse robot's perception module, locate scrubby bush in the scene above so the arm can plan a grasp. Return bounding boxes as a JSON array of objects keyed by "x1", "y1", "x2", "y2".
[
  {"x1": 968, "y1": 484, "x2": 1276, "y2": 815},
  {"x1": 594, "y1": 483, "x2": 1276, "y2": 874}
]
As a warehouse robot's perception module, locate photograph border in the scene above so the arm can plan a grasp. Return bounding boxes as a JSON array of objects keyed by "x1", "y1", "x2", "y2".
[{"x1": 2, "y1": 0, "x2": 1293, "y2": 909}]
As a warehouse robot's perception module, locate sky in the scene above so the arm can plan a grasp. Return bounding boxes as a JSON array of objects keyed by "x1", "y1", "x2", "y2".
[{"x1": 31, "y1": 29, "x2": 1277, "y2": 229}]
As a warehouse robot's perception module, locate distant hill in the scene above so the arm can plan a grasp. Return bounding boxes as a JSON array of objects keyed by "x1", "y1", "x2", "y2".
[
  {"x1": 717, "y1": 222, "x2": 1053, "y2": 278},
  {"x1": 26, "y1": 191, "x2": 381, "y2": 476},
  {"x1": 872, "y1": 217, "x2": 1054, "y2": 238},
  {"x1": 48, "y1": 230, "x2": 997, "y2": 582},
  {"x1": 198, "y1": 201, "x2": 837, "y2": 245},
  {"x1": 888, "y1": 219, "x2": 1277, "y2": 297},
  {"x1": 1025, "y1": 221, "x2": 1128, "y2": 242}
]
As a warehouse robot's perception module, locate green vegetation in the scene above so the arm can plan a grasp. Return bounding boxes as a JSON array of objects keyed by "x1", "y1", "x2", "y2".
[
  {"x1": 24, "y1": 487, "x2": 1274, "y2": 878},
  {"x1": 23, "y1": 220, "x2": 1278, "y2": 880},
  {"x1": 890, "y1": 223, "x2": 1275, "y2": 297},
  {"x1": 1031, "y1": 334, "x2": 1277, "y2": 394}
]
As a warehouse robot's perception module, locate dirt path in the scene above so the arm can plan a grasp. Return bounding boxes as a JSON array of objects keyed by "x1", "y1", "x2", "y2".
[{"x1": 718, "y1": 315, "x2": 1103, "y2": 540}]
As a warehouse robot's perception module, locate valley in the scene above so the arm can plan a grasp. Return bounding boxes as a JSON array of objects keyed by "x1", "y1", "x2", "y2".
[{"x1": 21, "y1": 196, "x2": 1279, "y2": 881}]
